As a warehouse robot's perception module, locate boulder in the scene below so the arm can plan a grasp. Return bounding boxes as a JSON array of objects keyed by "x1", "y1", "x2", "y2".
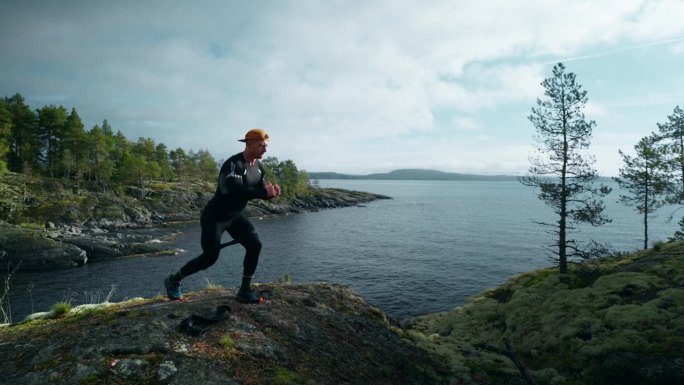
[{"x1": 0, "y1": 223, "x2": 87, "y2": 270}]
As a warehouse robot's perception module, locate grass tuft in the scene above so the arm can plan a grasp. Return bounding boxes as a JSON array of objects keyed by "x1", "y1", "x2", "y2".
[
  {"x1": 50, "y1": 301, "x2": 72, "y2": 318},
  {"x1": 219, "y1": 334, "x2": 234, "y2": 349}
]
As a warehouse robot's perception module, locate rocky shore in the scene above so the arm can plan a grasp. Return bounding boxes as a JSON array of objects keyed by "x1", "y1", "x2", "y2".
[
  {"x1": 0, "y1": 283, "x2": 446, "y2": 385},
  {"x1": 2, "y1": 242, "x2": 683, "y2": 384},
  {"x1": 0, "y1": 172, "x2": 390, "y2": 271}
]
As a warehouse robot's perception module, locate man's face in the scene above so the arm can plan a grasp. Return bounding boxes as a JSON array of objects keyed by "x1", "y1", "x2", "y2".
[{"x1": 246, "y1": 139, "x2": 268, "y2": 159}]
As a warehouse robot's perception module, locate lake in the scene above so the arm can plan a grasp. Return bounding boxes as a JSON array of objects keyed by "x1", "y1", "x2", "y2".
[{"x1": 4, "y1": 179, "x2": 680, "y2": 323}]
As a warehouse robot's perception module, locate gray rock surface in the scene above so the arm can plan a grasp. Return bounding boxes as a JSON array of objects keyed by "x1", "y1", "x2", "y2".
[{"x1": 0, "y1": 283, "x2": 446, "y2": 385}]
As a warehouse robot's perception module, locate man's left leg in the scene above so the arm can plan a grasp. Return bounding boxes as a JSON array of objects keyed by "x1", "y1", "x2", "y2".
[{"x1": 228, "y1": 215, "x2": 263, "y2": 303}]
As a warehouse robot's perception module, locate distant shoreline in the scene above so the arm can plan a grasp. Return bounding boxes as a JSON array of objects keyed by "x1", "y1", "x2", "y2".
[
  {"x1": 308, "y1": 169, "x2": 615, "y2": 182},
  {"x1": 308, "y1": 169, "x2": 519, "y2": 181}
]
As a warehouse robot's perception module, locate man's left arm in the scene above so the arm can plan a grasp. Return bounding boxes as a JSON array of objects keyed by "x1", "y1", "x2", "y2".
[{"x1": 259, "y1": 163, "x2": 281, "y2": 199}]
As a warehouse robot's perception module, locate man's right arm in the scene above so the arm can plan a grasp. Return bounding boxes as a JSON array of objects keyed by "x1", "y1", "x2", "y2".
[{"x1": 218, "y1": 161, "x2": 242, "y2": 195}]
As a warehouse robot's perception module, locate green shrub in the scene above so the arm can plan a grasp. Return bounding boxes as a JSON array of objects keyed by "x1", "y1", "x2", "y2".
[
  {"x1": 652, "y1": 241, "x2": 665, "y2": 252},
  {"x1": 51, "y1": 301, "x2": 72, "y2": 317}
]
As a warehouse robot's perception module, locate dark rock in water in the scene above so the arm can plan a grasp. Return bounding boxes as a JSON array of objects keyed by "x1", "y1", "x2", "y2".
[
  {"x1": 57, "y1": 226, "x2": 182, "y2": 261},
  {"x1": 0, "y1": 222, "x2": 87, "y2": 270},
  {"x1": 62, "y1": 242, "x2": 88, "y2": 266},
  {"x1": 60, "y1": 235, "x2": 124, "y2": 260},
  {"x1": 0, "y1": 222, "x2": 180, "y2": 270}
]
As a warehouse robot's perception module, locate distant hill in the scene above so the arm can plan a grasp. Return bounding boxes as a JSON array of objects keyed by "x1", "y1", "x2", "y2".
[{"x1": 308, "y1": 168, "x2": 520, "y2": 181}]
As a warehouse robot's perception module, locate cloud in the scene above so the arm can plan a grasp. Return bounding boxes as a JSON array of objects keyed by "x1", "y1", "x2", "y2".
[
  {"x1": 1, "y1": 0, "x2": 683, "y2": 175},
  {"x1": 452, "y1": 116, "x2": 481, "y2": 132}
]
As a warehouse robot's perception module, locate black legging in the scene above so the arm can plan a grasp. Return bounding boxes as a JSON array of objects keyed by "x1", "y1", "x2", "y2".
[{"x1": 179, "y1": 209, "x2": 262, "y2": 278}]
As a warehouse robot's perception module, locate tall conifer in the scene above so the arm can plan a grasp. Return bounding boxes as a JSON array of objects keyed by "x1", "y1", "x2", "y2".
[
  {"x1": 520, "y1": 63, "x2": 611, "y2": 273},
  {"x1": 614, "y1": 135, "x2": 672, "y2": 249}
]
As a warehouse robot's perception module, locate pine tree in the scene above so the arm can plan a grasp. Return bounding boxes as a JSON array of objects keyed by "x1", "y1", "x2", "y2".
[
  {"x1": 614, "y1": 135, "x2": 672, "y2": 249},
  {"x1": 196, "y1": 149, "x2": 218, "y2": 182},
  {"x1": 132, "y1": 137, "x2": 161, "y2": 187},
  {"x1": 154, "y1": 143, "x2": 172, "y2": 182},
  {"x1": 656, "y1": 106, "x2": 684, "y2": 202},
  {"x1": 37, "y1": 105, "x2": 68, "y2": 177},
  {"x1": 111, "y1": 130, "x2": 131, "y2": 183},
  {"x1": 87, "y1": 124, "x2": 114, "y2": 191},
  {"x1": 61, "y1": 108, "x2": 89, "y2": 189},
  {"x1": 4, "y1": 93, "x2": 39, "y2": 174},
  {"x1": 520, "y1": 63, "x2": 611, "y2": 273},
  {"x1": 170, "y1": 148, "x2": 187, "y2": 183}
]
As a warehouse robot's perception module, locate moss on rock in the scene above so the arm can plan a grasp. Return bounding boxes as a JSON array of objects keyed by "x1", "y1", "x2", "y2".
[{"x1": 406, "y1": 241, "x2": 684, "y2": 385}]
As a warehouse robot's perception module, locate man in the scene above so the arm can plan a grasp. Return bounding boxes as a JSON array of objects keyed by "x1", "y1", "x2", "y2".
[{"x1": 164, "y1": 128, "x2": 281, "y2": 303}]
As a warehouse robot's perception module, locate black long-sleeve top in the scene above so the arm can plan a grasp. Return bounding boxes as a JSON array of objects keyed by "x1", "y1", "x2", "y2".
[{"x1": 209, "y1": 152, "x2": 268, "y2": 221}]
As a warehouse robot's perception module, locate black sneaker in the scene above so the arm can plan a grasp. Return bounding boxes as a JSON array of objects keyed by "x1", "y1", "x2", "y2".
[
  {"x1": 164, "y1": 275, "x2": 182, "y2": 300},
  {"x1": 235, "y1": 289, "x2": 263, "y2": 304}
]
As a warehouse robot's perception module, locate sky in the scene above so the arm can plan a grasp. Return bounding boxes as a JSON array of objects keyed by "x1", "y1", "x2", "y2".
[{"x1": 1, "y1": 0, "x2": 684, "y2": 176}]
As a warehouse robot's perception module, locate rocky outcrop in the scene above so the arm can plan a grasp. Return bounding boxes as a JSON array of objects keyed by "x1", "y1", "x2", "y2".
[
  {"x1": 405, "y1": 241, "x2": 684, "y2": 385},
  {"x1": 0, "y1": 172, "x2": 390, "y2": 271},
  {"x1": 0, "y1": 283, "x2": 447, "y2": 385},
  {"x1": 0, "y1": 222, "x2": 87, "y2": 269},
  {"x1": 244, "y1": 188, "x2": 389, "y2": 217},
  {"x1": 0, "y1": 221, "x2": 184, "y2": 270},
  {"x1": 56, "y1": 226, "x2": 183, "y2": 262}
]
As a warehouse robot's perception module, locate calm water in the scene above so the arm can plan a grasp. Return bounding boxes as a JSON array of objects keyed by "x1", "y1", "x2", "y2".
[{"x1": 4, "y1": 180, "x2": 680, "y2": 322}]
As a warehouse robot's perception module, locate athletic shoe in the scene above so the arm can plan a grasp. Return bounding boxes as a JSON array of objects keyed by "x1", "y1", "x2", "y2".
[
  {"x1": 235, "y1": 289, "x2": 263, "y2": 304},
  {"x1": 164, "y1": 275, "x2": 182, "y2": 300}
]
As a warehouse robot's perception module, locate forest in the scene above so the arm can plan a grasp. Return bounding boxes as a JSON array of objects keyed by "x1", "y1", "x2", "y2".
[{"x1": 0, "y1": 93, "x2": 310, "y2": 198}]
